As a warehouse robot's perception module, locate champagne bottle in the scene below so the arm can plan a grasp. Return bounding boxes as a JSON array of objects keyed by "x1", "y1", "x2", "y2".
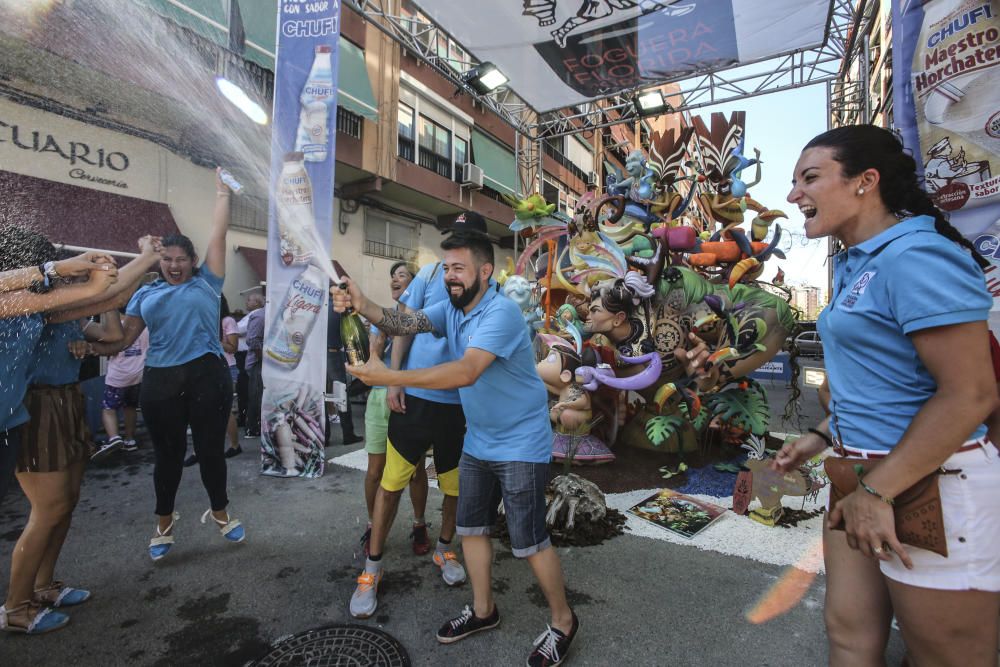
[{"x1": 333, "y1": 261, "x2": 370, "y2": 365}]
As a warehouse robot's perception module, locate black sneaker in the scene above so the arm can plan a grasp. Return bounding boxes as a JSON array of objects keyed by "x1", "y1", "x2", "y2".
[
  {"x1": 526, "y1": 610, "x2": 579, "y2": 667},
  {"x1": 224, "y1": 445, "x2": 243, "y2": 459},
  {"x1": 183, "y1": 454, "x2": 198, "y2": 467},
  {"x1": 91, "y1": 437, "x2": 123, "y2": 462},
  {"x1": 436, "y1": 604, "x2": 500, "y2": 644}
]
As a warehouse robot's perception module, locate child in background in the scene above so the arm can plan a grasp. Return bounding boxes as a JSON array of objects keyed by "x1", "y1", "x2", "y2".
[{"x1": 98, "y1": 314, "x2": 149, "y2": 455}]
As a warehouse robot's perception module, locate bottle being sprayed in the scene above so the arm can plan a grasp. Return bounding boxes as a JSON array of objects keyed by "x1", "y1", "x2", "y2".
[
  {"x1": 332, "y1": 260, "x2": 369, "y2": 366},
  {"x1": 295, "y1": 45, "x2": 335, "y2": 162},
  {"x1": 264, "y1": 265, "x2": 327, "y2": 368}
]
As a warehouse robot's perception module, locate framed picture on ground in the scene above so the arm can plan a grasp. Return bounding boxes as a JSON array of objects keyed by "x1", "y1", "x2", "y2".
[{"x1": 628, "y1": 489, "x2": 726, "y2": 539}]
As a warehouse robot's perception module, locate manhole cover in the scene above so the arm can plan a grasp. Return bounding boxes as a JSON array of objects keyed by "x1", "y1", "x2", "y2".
[{"x1": 251, "y1": 624, "x2": 410, "y2": 667}]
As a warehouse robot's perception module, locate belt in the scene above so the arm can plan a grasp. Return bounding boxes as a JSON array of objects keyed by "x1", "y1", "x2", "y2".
[{"x1": 836, "y1": 436, "x2": 991, "y2": 460}]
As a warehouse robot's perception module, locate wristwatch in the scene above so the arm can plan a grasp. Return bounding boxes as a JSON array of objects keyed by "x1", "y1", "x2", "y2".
[{"x1": 42, "y1": 261, "x2": 60, "y2": 283}]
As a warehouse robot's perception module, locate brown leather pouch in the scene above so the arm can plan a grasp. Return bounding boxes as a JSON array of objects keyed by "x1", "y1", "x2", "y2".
[{"x1": 824, "y1": 457, "x2": 948, "y2": 557}]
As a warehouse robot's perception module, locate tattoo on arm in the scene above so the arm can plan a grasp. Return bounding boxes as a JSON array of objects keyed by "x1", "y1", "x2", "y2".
[{"x1": 378, "y1": 307, "x2": 436, "y2": 336}]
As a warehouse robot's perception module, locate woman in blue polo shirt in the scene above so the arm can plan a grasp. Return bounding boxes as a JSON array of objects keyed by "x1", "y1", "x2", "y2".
[
  {"x1": 0, "y1": 226, "x2": 147, "y2": 635},
  {"x1": 91, "y1": 169, "x2": 245, "y2": 560},
  {"x1": 773, "y1": 126, "x2": 999, "y2": 666}
]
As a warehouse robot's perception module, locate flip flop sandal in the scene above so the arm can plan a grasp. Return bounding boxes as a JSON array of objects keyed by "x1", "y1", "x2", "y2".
[
  {"x1": 149, "y1": 512, "x2": 179, "y2": 561},
  {"x1": 33, "y1": 581, "x2": 91, "y2": 607},
  {"x1": 201, "y1": 509, "x2": 245, "y2": 543},
  {"x1": 0, "y1": 602, "x2": 69, "y2": 634}
]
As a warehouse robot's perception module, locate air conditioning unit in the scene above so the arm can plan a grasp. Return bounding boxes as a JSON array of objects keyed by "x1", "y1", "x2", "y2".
[
  {"x1": 586, "y1": 171, "x2": 600, "y2": 187},
  {"x1": 461, "y1": 163, "x2": 484, "y2": 189}
]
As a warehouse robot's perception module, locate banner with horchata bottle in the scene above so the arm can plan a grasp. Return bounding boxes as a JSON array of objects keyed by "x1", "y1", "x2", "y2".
[
  {"x1": 261, "y1": 1, "x2": 342, "y2": 478},
  {"x1": 893, "y1": 0, "x2": 1000, "y2": 337}
]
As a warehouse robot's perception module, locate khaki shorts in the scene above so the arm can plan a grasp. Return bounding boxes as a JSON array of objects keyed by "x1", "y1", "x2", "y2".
[{"x1": 364, "y1": 388, "x2": 390, "y2": 455}]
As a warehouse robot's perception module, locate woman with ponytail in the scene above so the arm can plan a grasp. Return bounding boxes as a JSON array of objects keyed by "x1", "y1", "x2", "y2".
[{"x1": 771, "y1": 125, "x2": 999, "y2": 665}]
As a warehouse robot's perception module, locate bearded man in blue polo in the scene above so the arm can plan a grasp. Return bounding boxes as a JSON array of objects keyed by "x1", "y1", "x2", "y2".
[{"x1": 332, "y1": 229, "x2": 580, "y2": 667}]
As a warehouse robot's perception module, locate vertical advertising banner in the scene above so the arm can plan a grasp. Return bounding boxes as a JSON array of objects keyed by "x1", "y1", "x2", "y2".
[
  {"x1": 894, "y1": 1, "x2": 1000, "y2": 333},
  {"x1": 261, "y1": 1, "x2": 341, "y2": 478}
]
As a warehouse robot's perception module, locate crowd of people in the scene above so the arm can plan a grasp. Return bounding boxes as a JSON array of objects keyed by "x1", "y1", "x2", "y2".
[{"x1": 1, "y1": 126, "x2": 998, "y2": 666}]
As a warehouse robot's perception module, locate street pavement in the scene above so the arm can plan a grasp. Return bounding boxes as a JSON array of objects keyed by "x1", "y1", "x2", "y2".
[{"x1": 0, "y1": 358, "x2": 907, "y2": 666}]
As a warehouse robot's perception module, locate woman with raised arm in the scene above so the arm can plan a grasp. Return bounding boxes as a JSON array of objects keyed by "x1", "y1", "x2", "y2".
[
  {"x1": 769, "y1": 126, "x2": 999, "y2": 666},
  {"x1": 88, "y1": 168, "x2": 246, "y2": 561}
]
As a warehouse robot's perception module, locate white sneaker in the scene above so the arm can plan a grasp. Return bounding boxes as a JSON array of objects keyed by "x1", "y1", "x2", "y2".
[
  {"x1": 433, "y1": 549, "x2": 467, "y2": 586},
  {"x1": 349, "y1": 560, "x2": 383, "y2": 618},
  {"x1": 123, "y1": 439, "x2": 138, "y2": 452}
]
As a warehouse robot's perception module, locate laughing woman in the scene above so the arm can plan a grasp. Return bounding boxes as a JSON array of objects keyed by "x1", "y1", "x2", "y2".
[
  {"x1": 89, "y1": 168, "x2": 245, "y2": 560},
  {"x1": 773, "y1": 126, "x2": 999, "y2": 666}
]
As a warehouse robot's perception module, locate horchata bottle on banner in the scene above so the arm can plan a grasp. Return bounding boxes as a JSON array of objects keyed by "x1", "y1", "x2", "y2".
[
  {"x1": 332, "y1": 260, "x2": 369, "y2": 366},
  {"x1": 277, "y1": 152, "x2": 314, "y2": 266},
  {"x1": 264, "y1": 265, "x2": 326, "y2": 368},
  {"x1": 295, "y1": 45, "x2": 334, "y2": 162}
]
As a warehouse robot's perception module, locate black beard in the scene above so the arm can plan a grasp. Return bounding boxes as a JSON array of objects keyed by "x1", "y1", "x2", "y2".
[{"x1": 448, "y1": 276, "x2": 481, "y2": 309}]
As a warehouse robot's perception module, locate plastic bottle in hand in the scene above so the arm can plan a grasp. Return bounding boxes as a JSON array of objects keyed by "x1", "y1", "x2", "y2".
[
  {"x1": 332, "y1": 260, "x2": 369, "y2": 366},
  {"x1": 295, "y1": 45, "x2": 334, "y2": 162}
]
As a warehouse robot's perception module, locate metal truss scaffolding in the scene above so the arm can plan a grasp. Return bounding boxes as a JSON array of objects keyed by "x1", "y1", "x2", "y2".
[{"x1": 349, "y1": 0, "x2": 859, "y2": 190}]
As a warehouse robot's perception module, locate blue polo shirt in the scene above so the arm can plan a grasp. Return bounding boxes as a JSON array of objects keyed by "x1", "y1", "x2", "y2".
[
  {"x1": 423, "y1": 287, "x2": 552, "y2": 463},
  {"x1": 0, "y1": 314, "x2": 45, "y2": 432},
  {"x1": 29, "y1": 320, "x2": 84, "y2": 386},
  {"x1": 126, "y1": 266, "x2": 225, "y2": 368},
  {"x1": 819, "y1": 216, "x2": 991, "y2": 451},
  {"x1": 398, "y1": 261, "x2": 461, "y2": 404}
]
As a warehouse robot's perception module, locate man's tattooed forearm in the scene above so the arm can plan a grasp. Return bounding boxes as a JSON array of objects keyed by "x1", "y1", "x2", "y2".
[{"x1": 378, "y1": 308, "x2": 436, "y2": 336}]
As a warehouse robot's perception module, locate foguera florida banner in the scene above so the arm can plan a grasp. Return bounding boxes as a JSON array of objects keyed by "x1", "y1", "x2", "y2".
[
  {"x1": 411, "y1": 0, "x2": 829, "y2": 111},
  {"x1": 893, "y1": 0, "x2": 1000, "y2": 334},
  {"x1": 261, "y1": 0, "x2": 341, "y2": 478}
]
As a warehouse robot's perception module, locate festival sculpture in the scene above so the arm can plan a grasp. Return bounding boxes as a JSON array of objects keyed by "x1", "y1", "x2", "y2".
[{"x1": 506, "y1": 111, "x2": 798, "y2": 463}]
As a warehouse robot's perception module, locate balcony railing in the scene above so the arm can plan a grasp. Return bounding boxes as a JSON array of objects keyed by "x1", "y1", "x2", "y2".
[
  {"x1": 231, "y1": 195, "x2": 268, "y2": 234},
  {"x1": 542, "y1": 142, "x2": 588, "y2": 184},
  {"x1": 418, "y1": 149, "x2": 452, "y2": 179},
  {"x1": 398, "y1": 135, "x2": 415, "y2": 162},
  {"x1": 364, "y1": 239, "x2": 417, "y2": 262},
  {"x1": 337, "y1": 107, "x2": 362, "y2": 139}
]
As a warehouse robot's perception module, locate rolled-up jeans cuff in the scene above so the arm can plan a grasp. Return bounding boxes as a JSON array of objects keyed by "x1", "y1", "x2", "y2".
[
  {"x1": 511, "y1": 536, "x2": 551, "y2": 559},
  {"x1": 456, "y1": 525, "x2": 492, "y2": 537}
]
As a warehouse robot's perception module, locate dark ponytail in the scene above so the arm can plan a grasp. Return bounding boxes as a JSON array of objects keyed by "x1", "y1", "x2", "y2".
[{"x1": 805, "y1": 125, "x2": 989, "y2": 270}]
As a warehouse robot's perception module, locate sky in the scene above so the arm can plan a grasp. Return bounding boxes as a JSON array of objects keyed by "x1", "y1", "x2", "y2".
[{"x1": 690, "y1": 84, "x2": 831, "y2": 289}]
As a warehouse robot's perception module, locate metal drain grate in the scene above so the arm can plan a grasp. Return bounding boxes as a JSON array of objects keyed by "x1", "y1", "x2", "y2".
[{"x1": 252, "y1": 624, "x2": 410, "y2": 667}]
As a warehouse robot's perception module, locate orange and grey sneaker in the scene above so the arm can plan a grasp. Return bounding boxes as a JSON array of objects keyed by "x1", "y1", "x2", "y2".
[
  {"x1": 349, "y1": 561, "x2": 383, "y2": 618},
  {"x1": 433, "y1": 548, "x2": 467, "y2": 586},
  {"x1": 410, "y1": 523, "x2": 430, "y2": 555}
]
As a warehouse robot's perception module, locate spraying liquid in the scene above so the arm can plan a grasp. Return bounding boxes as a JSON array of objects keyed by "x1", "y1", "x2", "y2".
[
  {"x1": 264, "y1": 265, "x2": 327, "y2": 368},
  {"x1": 295, "y1": 45, "x2": 334, "y2": 162}
]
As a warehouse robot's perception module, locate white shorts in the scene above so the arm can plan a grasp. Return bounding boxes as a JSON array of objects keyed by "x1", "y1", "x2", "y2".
[{"x1": 870, "y1": 442, "x2": 1000, "y2": 591}]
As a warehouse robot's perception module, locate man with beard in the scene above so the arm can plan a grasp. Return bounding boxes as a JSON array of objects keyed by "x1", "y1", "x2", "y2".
[
  {"x1": 333, "y1": 230, "x2": 579, "y2": 667},
  {"x1": 345, "y1": 213, "x2": 487, "y2": 620}
]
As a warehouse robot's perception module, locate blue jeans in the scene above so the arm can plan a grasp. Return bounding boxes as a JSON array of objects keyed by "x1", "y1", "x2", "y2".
[{"x1": 456, "y1": 453, "x2": 551, "y2": 558}]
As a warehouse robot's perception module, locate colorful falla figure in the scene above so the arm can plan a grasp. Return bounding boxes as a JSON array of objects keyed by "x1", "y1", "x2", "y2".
[{"x1": 536, "y1": 327, "x2": 615, "y2": 465}]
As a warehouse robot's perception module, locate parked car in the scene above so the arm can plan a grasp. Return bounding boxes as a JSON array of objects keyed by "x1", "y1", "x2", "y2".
[{"x1": 790, "y1": 331, "x2": 823, "y2": 356}]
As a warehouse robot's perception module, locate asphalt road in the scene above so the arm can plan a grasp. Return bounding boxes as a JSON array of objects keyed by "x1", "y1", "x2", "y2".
[{"x1": 0, "y1": 359, "x2": 907, "y2": 666}]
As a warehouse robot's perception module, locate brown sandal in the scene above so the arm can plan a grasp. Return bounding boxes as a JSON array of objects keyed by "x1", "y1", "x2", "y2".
[{"x1": 33, "y1": 581, "x2": 91, "y2": 607}]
